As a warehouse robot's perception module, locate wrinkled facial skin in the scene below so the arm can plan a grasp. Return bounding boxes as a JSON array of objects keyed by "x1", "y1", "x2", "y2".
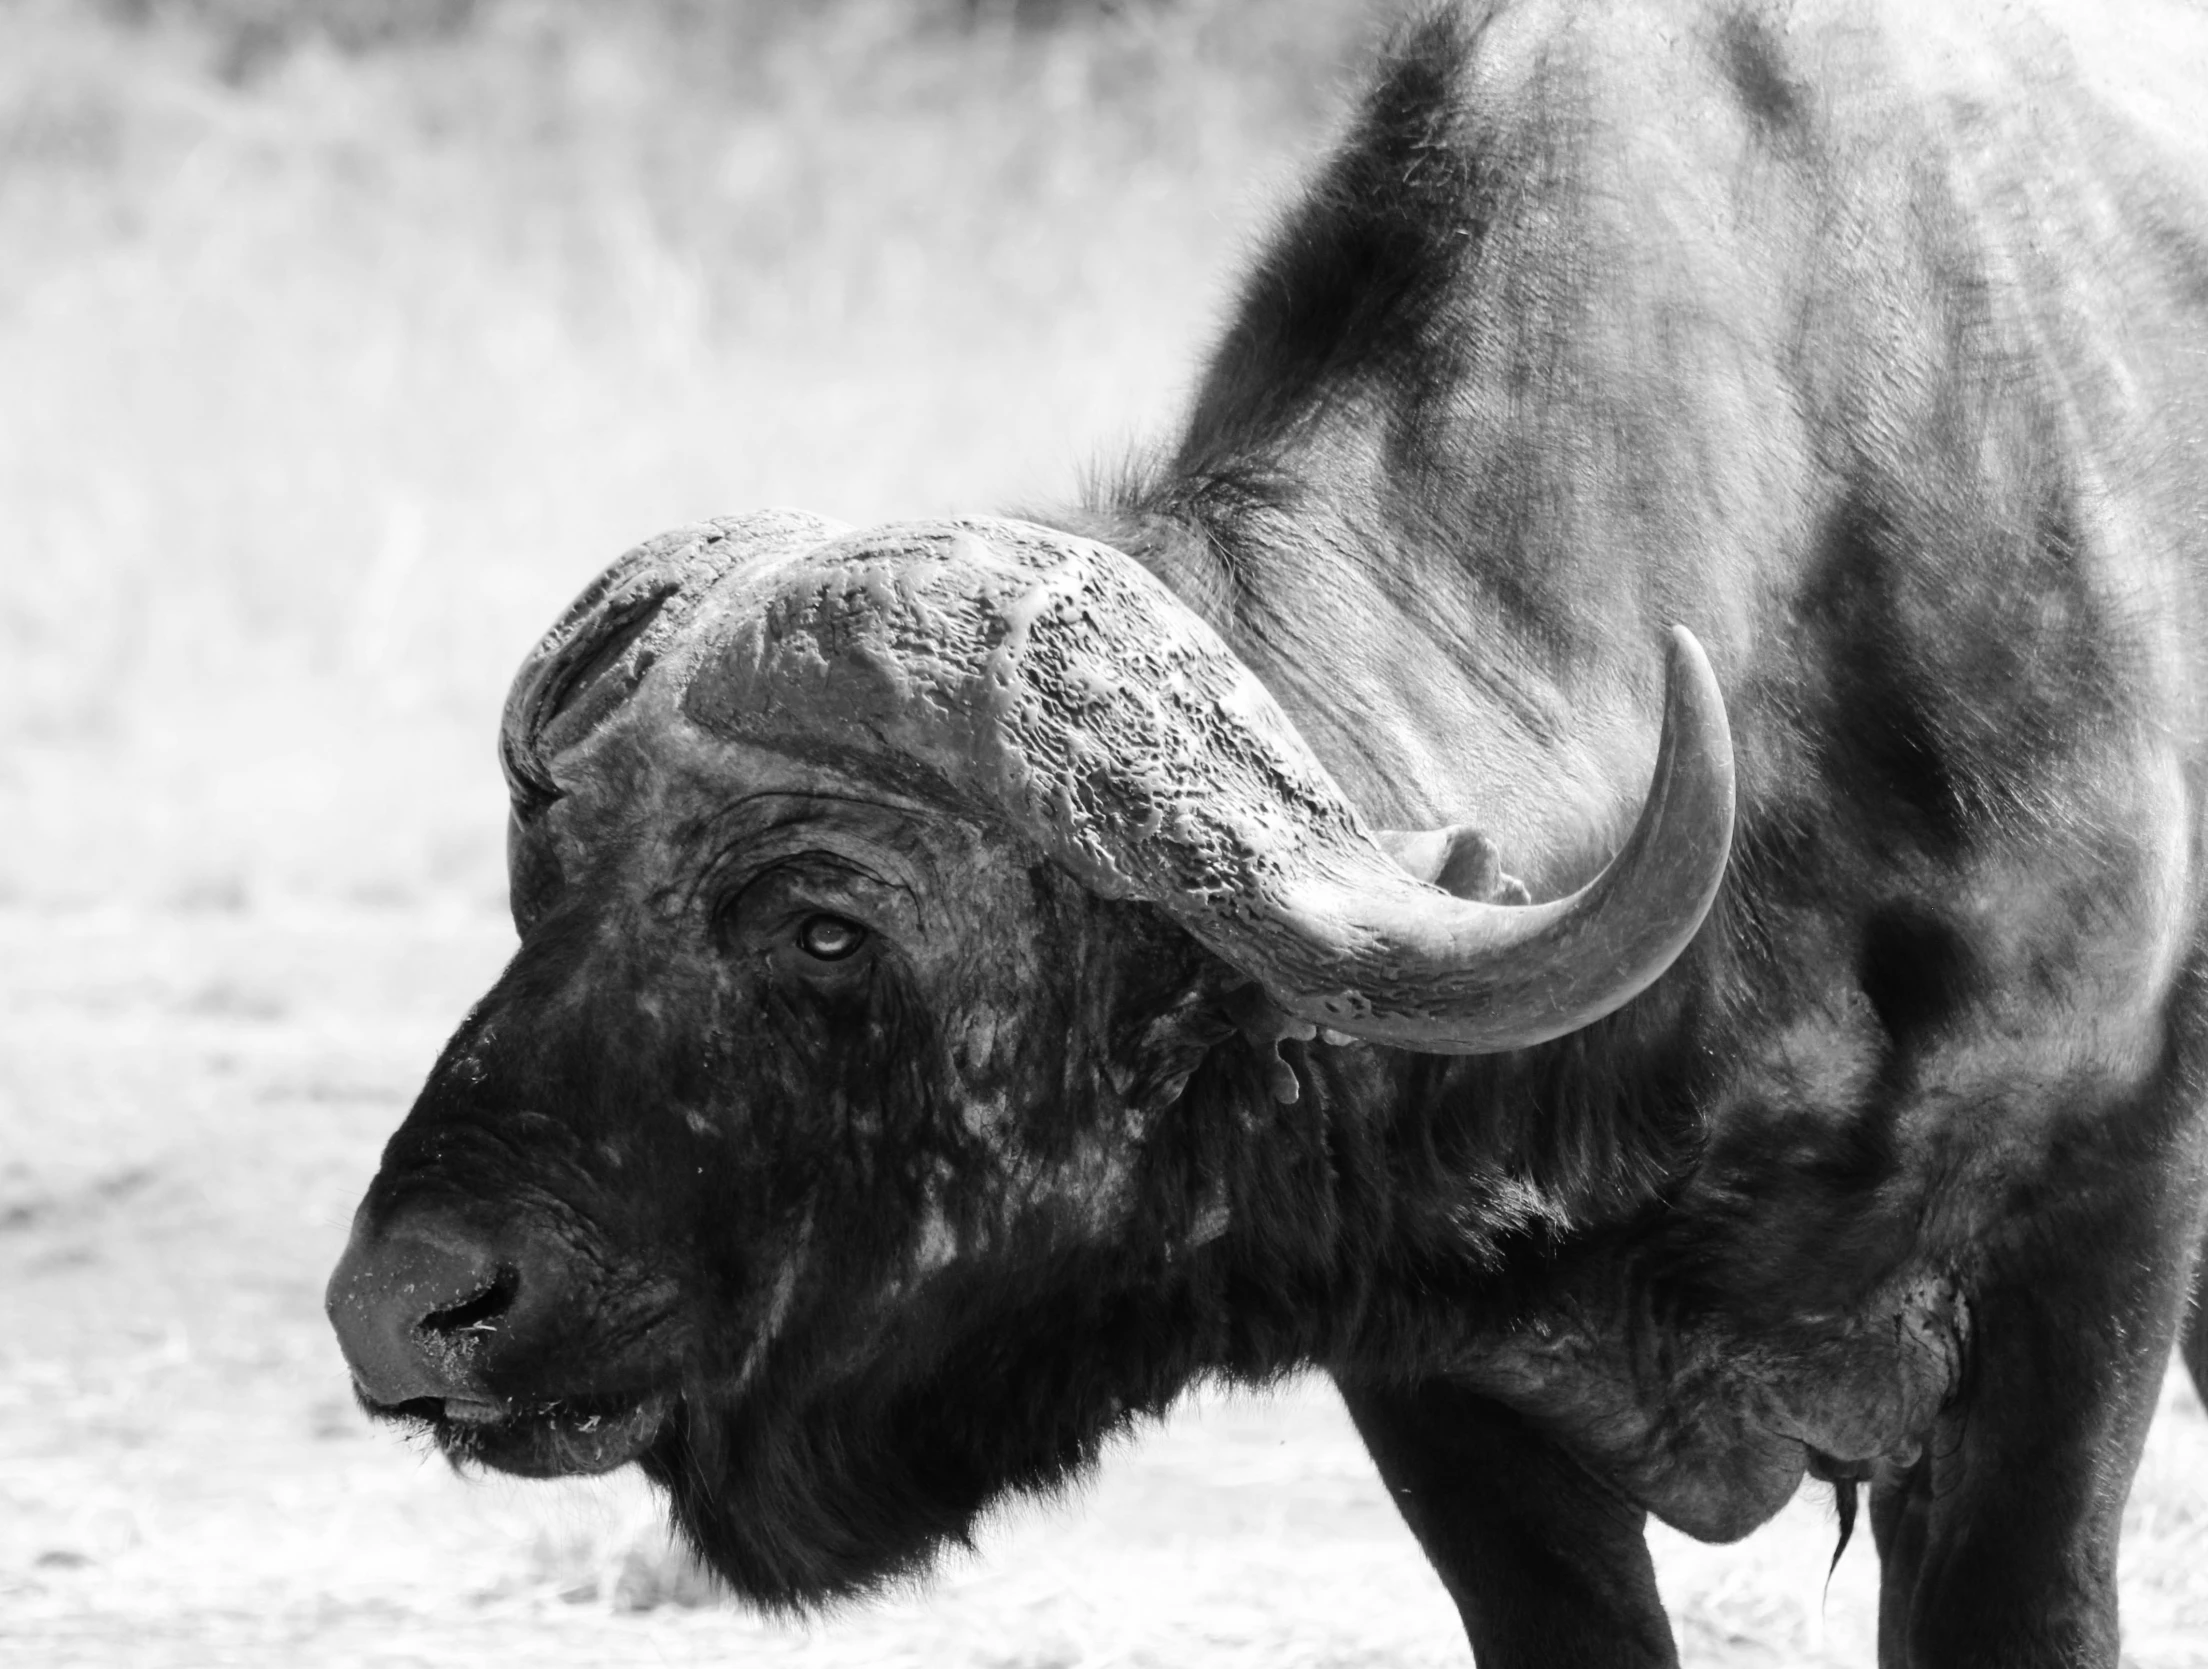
[{"x1": 354, "y1": 708, "x2": 1236, "y2": 1605}]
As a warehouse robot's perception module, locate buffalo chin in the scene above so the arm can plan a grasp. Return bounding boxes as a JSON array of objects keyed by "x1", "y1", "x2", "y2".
[
  {"x1": 366, "y1": 1390, "x2": 677, "y2": 1479},
  {"x1": 634, "y1": 1349, "x2": 1175, "y2": 1615}
]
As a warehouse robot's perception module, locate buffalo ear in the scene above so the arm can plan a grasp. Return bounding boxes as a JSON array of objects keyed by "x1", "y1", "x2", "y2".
[
  {"x1": 1103, "y1": 931, "x2": 1321, "y2": 1113},
  {"x1": 1094, "y1": 908, "x2": 1244, "y2": 1117},
  {"x1": 1110, "y1": 979, "x2": 1238, "y2": 1116},
  {"x1": 1376, "y1": 825, "x2": 1532, "y2": 905}
]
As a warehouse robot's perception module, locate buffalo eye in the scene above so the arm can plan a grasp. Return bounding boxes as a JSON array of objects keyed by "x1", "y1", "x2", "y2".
[{"x1": 796, "y1": 913, "x2": 868, "y2": 962}]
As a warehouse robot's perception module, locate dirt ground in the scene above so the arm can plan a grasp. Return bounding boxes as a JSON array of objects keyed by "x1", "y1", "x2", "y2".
[{"x1": 2, "y1": 904, "x2": 2204, "y2": 1668}]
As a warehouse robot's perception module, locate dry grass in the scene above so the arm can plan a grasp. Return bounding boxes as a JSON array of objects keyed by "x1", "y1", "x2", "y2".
[
  {"x1": 0, "y1": 0, "x2": 1375, "y2": 913},
  {"x1": 4, "y1": 3, "x2": 2207, "y2": 1665}
]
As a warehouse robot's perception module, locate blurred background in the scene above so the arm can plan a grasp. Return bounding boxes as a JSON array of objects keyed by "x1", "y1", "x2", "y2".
[
  {"x1": 1, "y1": 0, "x2": 1367, "y2": 915},
  {"x1": 2, "y1": 2, "x2": 2202, "y2": 1665}
]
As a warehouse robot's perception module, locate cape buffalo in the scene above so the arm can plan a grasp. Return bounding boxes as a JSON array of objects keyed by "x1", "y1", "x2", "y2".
[{"x1": 330, "y1": 3, "x2": 2208, "y2": 1663}]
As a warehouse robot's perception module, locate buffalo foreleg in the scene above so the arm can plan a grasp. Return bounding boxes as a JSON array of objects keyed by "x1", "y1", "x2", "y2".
[
  {"x1": 1337, "y1": 1377, "x2": 1678, "y2": 1668},
  {"x1": 1869, "y1": 1453, "x2": 1932, "y2": 1669},
  {"x1": 1870, "y1": 1180, "x2": 2197, "y2": 1668}
]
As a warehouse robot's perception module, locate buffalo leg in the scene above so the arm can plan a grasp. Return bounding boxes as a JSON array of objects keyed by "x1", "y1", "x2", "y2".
[
  {"x1": 1876, "y1": 1202, "x2": 2194, "y2": 1667},
  {"x1": 1869, "y1": 1455, "x2": 1931, "y2": 1669},
  {"x1": 1337, "y1": 1377, "x2": 1677, "y2": 1668}
]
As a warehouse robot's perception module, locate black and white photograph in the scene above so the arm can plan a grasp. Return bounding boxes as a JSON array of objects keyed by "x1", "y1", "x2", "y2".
[{"x1": 5, "y1": 1, "x2": 2208, "y2": 1664}]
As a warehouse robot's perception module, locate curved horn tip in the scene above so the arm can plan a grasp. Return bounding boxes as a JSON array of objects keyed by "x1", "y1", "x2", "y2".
[
  {"x1": 1276, "y1": 623, "x2": 1737, "y2": 1057},
  {"x1": 1656, "y1": 622, "x2": 1736, "y2": 867},
  {"x1": 1662, "y1": 625, "x2": 1727, "y2": 746}
]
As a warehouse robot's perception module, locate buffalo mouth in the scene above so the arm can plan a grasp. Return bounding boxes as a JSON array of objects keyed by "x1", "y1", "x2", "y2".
[{"x1": 363, "y1": 1386, "x2": 679, "y2": 1479}]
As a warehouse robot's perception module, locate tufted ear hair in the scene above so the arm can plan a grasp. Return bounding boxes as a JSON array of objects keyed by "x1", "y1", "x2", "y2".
[
  {"x1": 1107, "y1": 966, "x2": 1241, "y2": 1118},
  {"x1": 499, "y1": 509, "x2": 846, "y2": 816}
]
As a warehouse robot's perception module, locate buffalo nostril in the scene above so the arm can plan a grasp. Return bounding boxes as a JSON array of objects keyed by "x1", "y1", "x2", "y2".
[
  {"x1": 326, "y1": 1209, "x2": 519, "y2": 1410},
  {"x1": 407, "y1": 1268, "x2": 521, "y2": 1422},
  {"x1": 420, "y1": 1266, "x2": 519, "y2": 1341}
]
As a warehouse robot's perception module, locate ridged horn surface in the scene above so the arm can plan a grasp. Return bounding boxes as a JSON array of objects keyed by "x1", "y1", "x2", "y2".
[
  {"x1": 641, "y1": 513, "x2": 1734, "y2": 1056},
  {"x1": 502, "y1": 508, "x2": 844, "y2": 808}
]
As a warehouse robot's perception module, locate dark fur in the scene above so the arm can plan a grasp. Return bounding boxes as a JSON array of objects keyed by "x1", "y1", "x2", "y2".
[{"x1": 346, "y1": 5, "x2": 2208, "y2": 1663}]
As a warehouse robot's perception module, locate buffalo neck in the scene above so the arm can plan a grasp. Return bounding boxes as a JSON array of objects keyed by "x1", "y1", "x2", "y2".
[{"x1": 1096, "y1": 1010, "x2": 1701, "y2": 1393}]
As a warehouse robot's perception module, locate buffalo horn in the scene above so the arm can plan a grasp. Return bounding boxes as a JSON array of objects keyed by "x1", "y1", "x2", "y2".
[{"x1": 564, "y1": 514, "x2": 1733, "y2": 1056}]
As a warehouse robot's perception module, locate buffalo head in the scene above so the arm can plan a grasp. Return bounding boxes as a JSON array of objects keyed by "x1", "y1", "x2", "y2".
[{"x1": 326, "y1": 509, "x2": 1732, "y2": 1605}]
